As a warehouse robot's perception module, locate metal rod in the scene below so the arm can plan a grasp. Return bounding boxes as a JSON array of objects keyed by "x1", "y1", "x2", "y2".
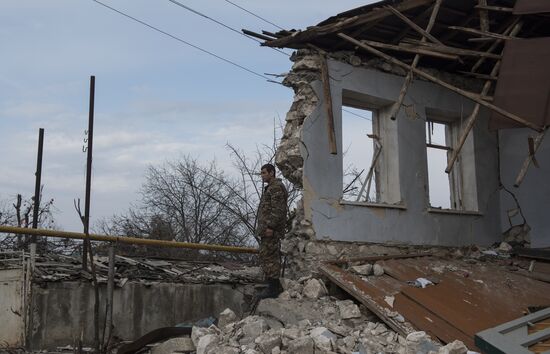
[
  {"x1": 83, "y1": 76, "x2": 95, "y2": 271},
  {"x1": 0, "y1": 225, "x2": 259, "y2": 253},
  {"x1": 31, "y1": 128, "x2": 45, "y2": 244},
  {"x1": 427, "y1": 143, "x2": 451, "y2": 151}
]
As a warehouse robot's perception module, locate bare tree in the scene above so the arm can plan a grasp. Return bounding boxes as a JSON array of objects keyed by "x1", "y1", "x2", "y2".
[
  {"x1": 0, "y1": 192, "x2": 58, "y2": 251},
  {"x1": 97, "y1": 121, "x2": 301, "y2": 251}
]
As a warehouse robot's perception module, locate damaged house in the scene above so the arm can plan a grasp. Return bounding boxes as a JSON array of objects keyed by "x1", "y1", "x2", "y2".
[
  {"x1": 250, "y1": 0, "x2": 550, "y2": 251},
  {"x1": 2, "y1": 0, "x2": 550, "y2": 353}
]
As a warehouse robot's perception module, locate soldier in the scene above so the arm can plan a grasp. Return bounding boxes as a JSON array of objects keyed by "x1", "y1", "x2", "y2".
[{"x1": 256, "y1": 163, "x2": 288, "y2": 298}]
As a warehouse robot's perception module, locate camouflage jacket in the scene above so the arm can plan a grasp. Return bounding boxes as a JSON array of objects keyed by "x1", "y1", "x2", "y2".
[{"x1": 256, "y1": 178, "x2": 288, "y2": 236}]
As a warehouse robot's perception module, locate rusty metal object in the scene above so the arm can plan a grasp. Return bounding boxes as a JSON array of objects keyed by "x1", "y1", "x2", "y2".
[{"x1": 322, "y1": 256, "x2": 550, "y2": 351}]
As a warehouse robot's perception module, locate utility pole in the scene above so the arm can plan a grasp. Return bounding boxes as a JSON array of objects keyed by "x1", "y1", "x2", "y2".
[
  {"x1": 31, "y1": 128, "x2": 45, "y2": 244},
  {"x1": 82, "y1": 76, "x2": 95, "y2": 271}
]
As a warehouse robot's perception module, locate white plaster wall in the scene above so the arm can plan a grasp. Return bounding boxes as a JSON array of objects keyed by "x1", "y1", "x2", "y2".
[
  {"x1": 499, "y1": 128, "x2": 550, "y2": 247},
  {"x1": 301, "y1": 60, "x2": 502, "y2": 246},
  {"x1": 0, "y1": 269, "x2": 25, "y2": 348}
]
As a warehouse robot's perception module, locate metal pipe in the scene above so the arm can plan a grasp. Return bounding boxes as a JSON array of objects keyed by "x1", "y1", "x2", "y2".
[{"x1": 0, "y1": 225, "x2": 259, "y2": 254}]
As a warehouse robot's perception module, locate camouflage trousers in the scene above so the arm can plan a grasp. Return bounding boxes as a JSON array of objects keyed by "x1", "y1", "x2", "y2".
[{"x1": 259, "y1": 231, "x2": 282, "y2": 279}]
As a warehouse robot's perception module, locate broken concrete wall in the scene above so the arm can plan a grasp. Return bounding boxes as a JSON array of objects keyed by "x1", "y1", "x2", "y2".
[
  {"x1": 0, "y1": 269, "x2": 25, "y2": 348},
  {"x1": 277, "y1": 50, "x2": 502, "y2": 248},
  {"x1": 27, "y1": 281, "x2": 250, "y2": 350},
  {"x1": 499, "y1": 128, "x2": 550, "y2": 247}
]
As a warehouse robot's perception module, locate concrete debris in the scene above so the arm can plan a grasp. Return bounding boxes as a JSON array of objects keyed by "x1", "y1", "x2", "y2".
[
  {"x1": 351, "y1": 264, "x2": 372, "y2": 276},
  {"x1": 218, "y1": 308, "x2": 238, "y2": 329},
  {"x1": 310, "y1": 326, "x2": 336, "y2": 351},
  {"x1": 254, "y1": 333, "x2": 282, "y2": 354},
  {"x1": 337, "y1": 300, "x2": 362, "y2": 319},
  {"x1": 287, "y1": 336, "x2": 314, "y2": 354},
  {"x1": 196, "y1": 333, "x2": 219, "y2": 354},
  {"x1": 503, "y1": 223, "x2": 531, "y2": 247},
  {"x1": 1, "y1": 253, "x2": 262, "y2": 285},
  {"x1": 191, "y1": 326, "x2": 216, "y2": 347},
  {"x1": 302, "y1": 278, "x2": 327, "y2": 299},
  {"x1": 150, "y1": 337, "x2": 194, "y2": 354},
  {"x1": 429, "y1": 340, "x2": 469, "y2": 354},
  {"x1": 498, "y1": 242, "x2": 513, "y2": 253},
  {"x1": 406, "y1": 331, "x2": 439, "y2": 354},
  {"x1": 184, "y1": 278, "x2": 447, "y2": 354},
  {"x1": 276, "y1": 52, "x2": 320, "y2": 187},
  {"x1": 373, "y1": 263, "x2": 385, "y2": 276}
]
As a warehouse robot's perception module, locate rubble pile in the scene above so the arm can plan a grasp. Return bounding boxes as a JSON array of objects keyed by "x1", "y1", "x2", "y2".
[
  {"x1": 0, "y1": 252, "x2": 262, "y2": 285},
  {"x1": 188, "y1": 277, "x2": 471, "y2": 354},
  {"x1": 275, "y1": 50, "x2": 320, "y2": 187}
]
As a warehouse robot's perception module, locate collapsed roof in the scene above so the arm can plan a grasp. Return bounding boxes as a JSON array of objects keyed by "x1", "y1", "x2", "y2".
[{"x1": 248, "y1": 0, "x2": 550, "y2": 130}]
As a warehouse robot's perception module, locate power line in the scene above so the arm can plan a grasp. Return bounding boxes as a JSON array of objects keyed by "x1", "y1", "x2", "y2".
[
  {"x1": 343, "y1": 108, "x2": 372, "y2": 121},
  {"x1": 224, "y1": 0, "x2": 284, "y2": 30},
  {"x1": 91, "y1": 0, "x2": 281, "y2": 84},
  {"x1": 166, "y1": 0, "x2": 289, "y2": 56}
]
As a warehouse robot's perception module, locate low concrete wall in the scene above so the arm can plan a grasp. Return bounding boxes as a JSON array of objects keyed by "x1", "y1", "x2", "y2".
[
  {"x1": 0, "y1": 269, "x2": 25, "y2": 348},
  {"x1": 29, "y1": 281, "x2": 249, "y2": 350}
]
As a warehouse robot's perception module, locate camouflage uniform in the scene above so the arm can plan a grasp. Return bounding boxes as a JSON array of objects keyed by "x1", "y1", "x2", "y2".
[{"x1": 256, "y1": 178, "x2": 288, "y2": 279}]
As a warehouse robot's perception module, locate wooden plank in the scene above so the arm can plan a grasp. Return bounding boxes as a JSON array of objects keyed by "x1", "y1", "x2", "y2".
[
  {"x1": 385, "y1": 4, "x2": 443, "y2": 45},
  {"x1": 356, "y1": 141, "x2": 382, "y2": 202},
  {"x1": 400, "y1": 40, "x2": 502, "y2": 59},
  {"x1": 475, "y1": 5, "x2": 514, "y2": 12},
  {"x1": 446, "y1": 21, "x2": 524, "y2": 172},
  {"x1": 319, "y1": 55, "x2": 337, "y2": 155},
  {"x1": 478, "y1": 0, "x2": 490, "y2": 32},
  {"x1": 394, "y1": 293, "x2": 477, "y2": 349},
  {"x1": 388, "y1": 0, "x2": 442, "y2": 120},
  {"x1": 360, "y1": 39, "x2": 459, "y2": 60},
  {"x1": 264, "y1": 0, "x2": 435, "y2": 48},
  {"x1": 337, "y1": 32, "x2": 543, "y2": 132},
  {"x1": 320, "y1": 263, "x2": 411, "y2": 336},
  {"x1": 448, "y1": 26, "x2": 513, "y2": 40}
]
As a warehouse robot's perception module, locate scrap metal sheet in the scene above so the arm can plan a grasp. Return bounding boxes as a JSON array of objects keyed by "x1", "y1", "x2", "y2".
[
  {"x1": 490, "y1": 38, "x2": 550, "y2": 130},
  {"x1": 323, "y1": 256, "x2": 550, "y2": 351},
  {"x1": 514, "y1": 0, "x2": 550, "y2": 15}
]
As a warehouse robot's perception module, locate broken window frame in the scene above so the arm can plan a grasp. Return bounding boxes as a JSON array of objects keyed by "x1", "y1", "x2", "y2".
[
  {"x1": 340, "y1": 90, "x2": 402, "y2": 207},
  {"x1": 341, "y1": 105, "x2": 380, "y2": 203},
  {"x1": 425, "y1": 110, "x2": 479, "y2": 212}
]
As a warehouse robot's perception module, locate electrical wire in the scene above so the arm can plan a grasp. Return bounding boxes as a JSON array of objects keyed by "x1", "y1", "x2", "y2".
[
  {"x1": 166, "y1": 0, "x2": 289, "y2": 56},
  {"x1": 224, "y1": 0, "x2": 284, "y2": 30},
  {"x1": 91, "y1": 0, "x2": 281, "y2": 84},
  {"x1": 343, "y1": 108, "x2": 372, "y2": 121}
]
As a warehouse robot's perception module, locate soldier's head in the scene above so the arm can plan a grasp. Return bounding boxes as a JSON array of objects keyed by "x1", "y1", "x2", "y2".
[{"x1": 260, "y1": 163, "x2": 276, "y2": 183}]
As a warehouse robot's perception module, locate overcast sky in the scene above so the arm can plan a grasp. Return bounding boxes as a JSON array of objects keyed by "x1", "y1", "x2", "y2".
[{"x1": 1, "y1": 0, "x2": 377, "y2": 231}]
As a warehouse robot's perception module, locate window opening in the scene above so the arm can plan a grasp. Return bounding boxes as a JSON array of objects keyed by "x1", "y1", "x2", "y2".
[
  {"x1": 426, "y1": 121, "x2": 452, "y2": 209},
  {"x1": 342, "y1": 106, "x2": 379, "y2": 202}
]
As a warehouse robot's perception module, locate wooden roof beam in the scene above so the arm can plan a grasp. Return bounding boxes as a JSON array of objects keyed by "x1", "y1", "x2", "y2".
[
  {"x1": 385, "y1": 5, "x2": 443, "y2": 45},
  {"x1": 337, "y1": 32, "x2": 543, "y2": 132},
  {"x1": 263, "y1": 0, "x2": 435, "y2": 48}
]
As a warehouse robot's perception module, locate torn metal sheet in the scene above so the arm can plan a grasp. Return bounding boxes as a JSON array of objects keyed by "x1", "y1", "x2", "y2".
[
  {"x1": 514, "y1": 0, "x2": 550, "y2": 15},
  {"x1": 320, "y1": 263, "x2": 413, "y2": 336},
  {"x1": 490, "y1": 38, "x2": 550, "y2": 130},
  {"x1": 322, "y1": 256, "x2": 550, "y2": 351}
]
